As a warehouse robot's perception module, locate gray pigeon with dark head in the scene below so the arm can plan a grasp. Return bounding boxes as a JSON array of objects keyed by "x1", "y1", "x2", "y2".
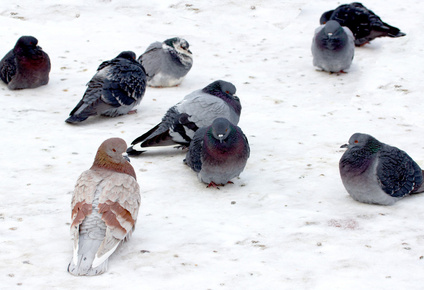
[
  {"x1": 184, "y1": 118, "x2": 250, "y2": 188},
  {"x1": 312, "y1": 20, "x2": 355, "y2": 73},
  {"x1": 65, "y1": 51, "x2": 146, "y2": 123},
  {"x1": 127, "y1": 80, "x2": 241, "y2": 155},
  {"x1": 139, "y1": 37, "x2": 193, "y2": 87},
  {"x1": 0, "y1": 35, "x2": 51, "y2": 90},
  {"x1": 320, "y1": 2, "x2": 406, "y2": 46},
  {"x1": 339, "y1": 133, "x2": 424, "y2": 205}
]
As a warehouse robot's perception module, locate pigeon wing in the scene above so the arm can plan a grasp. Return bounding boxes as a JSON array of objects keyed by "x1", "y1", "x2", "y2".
[
  {"x1": 139, "y1": 41, "x2": 163, "y2": 79},
  {"x1": 92, "y1": 173, "x2": 141, "y2": 267},
  {"x1": 179, "y1": 93, "x2": 236, "y2": 128},
  {"x1": 100, "y1": 59, "x2": 146, "y2": 112},
  {"x1": 70, "y1": 170, "x2": 103, "y2": 263},
  {"x1": 185, "y1": 127, "x2": 207, "y2": 172},
  {"x1": 0, "y1": 50, "x2": 16, "y2": 84},
  {"x1": 377, "y1": 146, "x2": 423, "y2": 198}
]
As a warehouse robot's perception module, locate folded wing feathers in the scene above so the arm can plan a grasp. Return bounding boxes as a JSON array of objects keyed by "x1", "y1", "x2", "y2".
[
  {"x1": 92, "y1": 174, "x2": 140, "y2": 265},
  {"x1": 70, "y1": 170, "x2": 140, "y2": 273}
]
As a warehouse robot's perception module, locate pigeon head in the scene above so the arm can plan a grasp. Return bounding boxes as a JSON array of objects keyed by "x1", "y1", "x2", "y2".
[
  {"x1": 14, "y1": 36, "x2": 39, "y2": 54},
  {"x1": 202, "y1": 80, "x2": 241, "y2": 117},
  {"x1": 116, "y1": 51, "x2": 136, "y2": 61},
  {"x1": 341, "y1": 133, "x2": 382, "y2": 154},
  {"x1": 91, "y1": 138, "x2": 136, "y2": 179},
  {"x1": 203, "y1": 80, "x2": 236, "y2": 96},
  {"x1": 317, "y1": 20, "x2": 349, "y2": 50},
  {"x1": 165, "y1": 37, "x2": 192, "y2": 55},
  {"x1": 339, "y1": 133, "x2": 382, "y2": 177},
  {"x1": 211, "y1": 118, "x2": 232, "y2": 143}
]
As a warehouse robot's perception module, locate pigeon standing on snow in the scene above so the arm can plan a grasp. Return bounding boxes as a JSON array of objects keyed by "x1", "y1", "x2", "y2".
[
  {"x1": 184, "y1": 118, "x2": 250, "y2": 188},
  {"x1": 127, "y1": 80, "x2": 241, "y2": 155},
  {"x1": 339, "y1": 133, "x2": 424, "y2": 205},
  {"x1": 139, "y1": 37, "x2": 193, "y2": 87},
  {"x1": 65, "y1": 51, "x2": 147, "y2": 123},
  {"x1": 312, "y1": 20, "x2": 355, "y2": 73},
  {"x1": 0, "y1": 35, "x2": 51, "y2": 90},
  {"x1": 68, "y1": 138, "x2": 141, "y2": 276},
  {"x1": 320, "y1": 2, "x2": 406, "y2": 46}
]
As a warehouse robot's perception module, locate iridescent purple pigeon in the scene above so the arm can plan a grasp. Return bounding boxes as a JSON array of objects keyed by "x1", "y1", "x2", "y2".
[
  {"x1": 339, "y1": 133, "x2": 424, "y2": 205},
  {"x1": 65, "y1": 51, "x2": 146, "y2": 124},
  {"x1": 320, "y1": 2, "x2": 406, "y2": 46},
  {"x1": 184, "y1": 118, "x2": 250, "y2": 188},
  {"x1": 127, "y1": 80, "x2": 241, "y2": 155},
  {"x1": 0, "y1": 35, "x2": 51, "y2": 90}
]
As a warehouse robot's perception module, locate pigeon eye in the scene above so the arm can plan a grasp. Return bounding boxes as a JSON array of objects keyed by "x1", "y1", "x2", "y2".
[
  {"x1": 225, "y1": 90, "x2": 230, "y2": 94},
  {"x1": 354, "y1": 140, "x2": 358, "y2": 143},
  {"x1": 112, "y1": 148, "x2": 117, "y2": 152}
]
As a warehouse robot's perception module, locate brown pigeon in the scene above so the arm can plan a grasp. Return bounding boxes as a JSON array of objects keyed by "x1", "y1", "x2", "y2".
[{"x1": 67, "y1": 138, "x2": 141, "y2": 276}]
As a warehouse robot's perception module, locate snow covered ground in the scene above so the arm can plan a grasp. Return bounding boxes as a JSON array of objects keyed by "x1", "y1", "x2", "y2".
[{"x1": 1, "y1": 0, "x2": 424, "y2": 289}]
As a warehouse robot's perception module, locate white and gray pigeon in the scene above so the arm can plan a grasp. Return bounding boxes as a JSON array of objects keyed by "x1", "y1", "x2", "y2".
[
  {"x1": 68, "y1": 138, "x2": 141, "y2": 276},
  {"x1": 320, "y1": 2, "x2": 406, "y2": 46},
  {"x1": 127, "y1": 80, "x2": 241, "y2": 155},
  {"x1": 0, "y1": 35, "x2": 51, "y2": 90},
  {"x1": 312, "y1": 20, "x2": 355, "y2": 73},
  {"x1": 339, "y1": 133, "x2": 424, "y2": 205},
  {"x1": 184, "y1": 118, "x2": 250, "y2": 188},
  {"x1": 139, "y1": 37, "x2": 193, "y2": 87},
  {"x1": 65, "y1": 51, "x2": 147, "y2": 123}
]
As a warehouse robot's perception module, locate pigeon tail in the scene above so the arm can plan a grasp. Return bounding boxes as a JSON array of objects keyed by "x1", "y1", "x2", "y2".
[
  {"x1": 413, "y1": 170, "x2": 424, "y2": 194},
  {"x1": 67, "y1": 237, "x2": 108, "y2": 276},
  {"x1": 128, "y1": 123, "x2": 176, "y2": 155},
  {"x1": 65, "y1": 115, "x2": 89, "y2": 124},
  {"x1": 126, "y1": 145, "x2": 145, "y2": 156},
  {"x1": 130, "y1": 123, "x2": 162, "y2": 145}
]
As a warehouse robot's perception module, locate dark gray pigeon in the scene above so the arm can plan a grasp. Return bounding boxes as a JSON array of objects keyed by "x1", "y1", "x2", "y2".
[
  {"x1": 184, "y1": 118, "x2": 250, "y2": 188},
  {"x1": 127, "y1": 80, "x2": 241, "y2": 155},
  {"x1": 320, "y1": 2, "x2": 406, "y2": 46},
  {"x1": 339, "y1": 133, "x2": 424, "y2": 205},
  {"x1": 312, "y1": 20, "x2": 355, "y2": 73},
  {"x1": 0, "y1": 35, "x2": 51, "y2": 90},
  {"x1": 65, "y1": 51, "x2": 146, "y2": 123},
  {"x1": 139, "y1": 37, "x2": 193, "y2": 87}
]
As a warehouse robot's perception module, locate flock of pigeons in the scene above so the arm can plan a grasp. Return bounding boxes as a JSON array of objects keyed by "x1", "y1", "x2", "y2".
[{"x1": 1, "y1": 2, "x2": 419, "y2": 276}]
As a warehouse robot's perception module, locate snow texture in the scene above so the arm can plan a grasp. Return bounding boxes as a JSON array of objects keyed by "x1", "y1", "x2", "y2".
[{"x1": 1, "y1": 0, "x2": 424, "y2": 289}]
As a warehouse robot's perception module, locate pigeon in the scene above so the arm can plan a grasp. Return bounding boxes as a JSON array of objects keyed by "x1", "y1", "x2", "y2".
[
  {"x1": 320, "y1": 2, "x2": 406, "y2": 46},
  {"x1": 184, "y1": 118, "x2": 250, "y2": 188},
  {"x1": 68, "y1": 138, "x2": 141, "y2": 276},
  {"x1": 339, "y1": 133, "x2": 424, "y2": 205},
  {"x1": 0, "y1": 35, "x2": 51, "y2": 90},
  {"x1": 139, "y1": 37, "x2": 193, "y2": 87},
  {"x1": 65, "y1": 51, "x2": 147, "y2": 123},
  {"x1": 312, "y1": 20, "x2": 355, "y2": 73},
  {"x1": 127, "y1": 80, "x2": 241, "y2": 155}
]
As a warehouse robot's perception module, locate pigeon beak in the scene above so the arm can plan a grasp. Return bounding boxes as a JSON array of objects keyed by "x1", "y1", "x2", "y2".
[
  {"x1": 340, "y1": 144, "x2": 348, "y2": 149},
  {"x1": 327, "y1": 32, "x2": 333, "y2": 36},
  {"x1": 187, "y1": 49, "x2": 192, "y2": 54},
  {"x1": 123, "y1": 153, "x2": 131, "y2": 162},
  {"x1": 218, "y1": 134, "x2": 224, "y2": 143}
]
